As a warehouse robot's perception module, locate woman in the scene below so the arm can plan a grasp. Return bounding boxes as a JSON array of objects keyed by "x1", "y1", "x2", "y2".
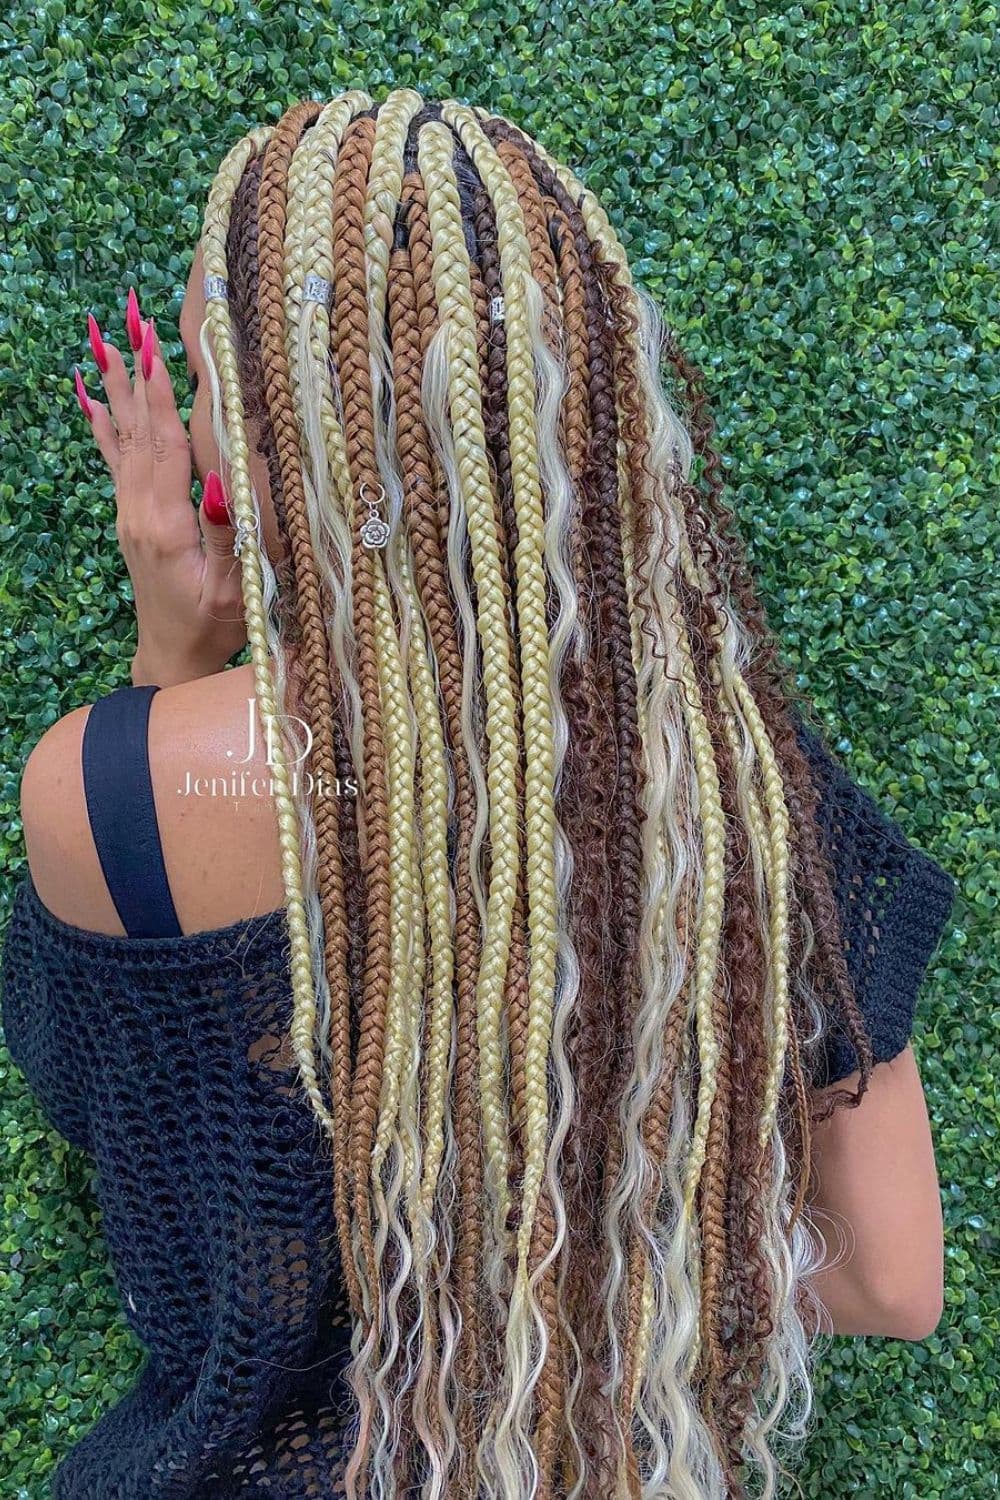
[{"x1": 0, "y1": 89, "x2": 956, "y2": 1499}]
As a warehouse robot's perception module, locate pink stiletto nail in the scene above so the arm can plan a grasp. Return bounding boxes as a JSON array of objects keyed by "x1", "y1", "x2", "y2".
[
  {"x1": 73, "y1": 365, "x2": 93, "y2": 420},
  {"x1": 125, "y1": 287, "x2": 143, "y2": 352},
  {"x1": 87, "y1": 313, "x2": 109, "y2": 373},
  {"x1": 201, "y1": 470, "x2": 231, "y2": 526},
  {"x1": 140, "y1": 317, "x2": 156, "y2": 381}
]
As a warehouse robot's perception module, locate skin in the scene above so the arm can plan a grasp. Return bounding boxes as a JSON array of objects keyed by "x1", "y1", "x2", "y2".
[{"x1": 18, "y1": 244, "x2": 945, "y2": 1341}]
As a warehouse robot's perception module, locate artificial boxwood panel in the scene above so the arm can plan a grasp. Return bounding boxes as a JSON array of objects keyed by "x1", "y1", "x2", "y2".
[{"x1": 0, "y1": 3, "x2": 995, "y2": 1496}]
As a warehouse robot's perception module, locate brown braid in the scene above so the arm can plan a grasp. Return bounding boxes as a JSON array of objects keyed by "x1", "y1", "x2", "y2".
[
  {"x1": 388, "y1": 184, "x2": 488, "y2": 1477},
  {"x1": 253, "y1": 103, "x2": 365, "y2": 1322},
  {"x1": 328, "y1": 116, "x2": 396, "y2": 1330},
  {"x1": 225, "y1": 152, "x2": 372, "y2": 1330},
  {"x1": 494, "y1": 138, "x2": 563, "y2": 357},
  {"x1": 508, "y1": 130, "x2": 649, "y2": 1100},
  {"x1": 401, "y1": 157, "x2": 493, "y2": 1475}
]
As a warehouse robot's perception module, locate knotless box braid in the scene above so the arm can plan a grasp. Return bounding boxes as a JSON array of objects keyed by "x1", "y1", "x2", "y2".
[{"x1": 198, "y1": 87, "x2": 876, "y2": 1500}]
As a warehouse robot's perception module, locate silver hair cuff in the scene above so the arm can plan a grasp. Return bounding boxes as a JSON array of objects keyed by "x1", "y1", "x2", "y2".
[
  {"x1": 233, "y1": 514, "x2": 260, "y2": 559},
  {"x1": 203, "y1": 274, "x2": 228, "y2": 301},
  {"x1": 303, "y1": 273, "x2": 334, "y2": 305},
  {"x1": 489, "y1": 294, "x2": 505, "y2": 324}
]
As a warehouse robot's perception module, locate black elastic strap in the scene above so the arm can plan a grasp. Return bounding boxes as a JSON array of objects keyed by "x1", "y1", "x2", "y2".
[{"x1": 80, "y1": 684, "x2": 183, "y2": 939}]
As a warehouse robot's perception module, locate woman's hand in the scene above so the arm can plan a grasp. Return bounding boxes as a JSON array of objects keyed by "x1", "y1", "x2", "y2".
[{"x1": 73, "y1": 291, "x2": 248, "y2": 688}]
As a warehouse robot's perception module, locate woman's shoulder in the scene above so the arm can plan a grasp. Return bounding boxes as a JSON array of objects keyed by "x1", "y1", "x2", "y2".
[{"x1": 20, "y1": 663, "x2": 286, "y2": 937}]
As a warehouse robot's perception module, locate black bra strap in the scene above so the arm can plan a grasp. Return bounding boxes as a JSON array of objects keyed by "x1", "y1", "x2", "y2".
[{"x1": 80, "y1": 684, "x2": 183, "y2": 939}]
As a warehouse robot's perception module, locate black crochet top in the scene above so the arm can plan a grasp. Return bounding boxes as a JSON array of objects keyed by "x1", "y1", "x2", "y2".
[{"x1": 0, "y1": 691, "x2": 957, "y2": 1500}]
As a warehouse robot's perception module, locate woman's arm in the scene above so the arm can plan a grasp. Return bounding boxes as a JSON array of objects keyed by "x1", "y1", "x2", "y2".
[
  {"x1": 806, "y1": 1044, "x2": 944, "y2": 1340},
  {"x1": 76, "y1": 298, "x2": 245, "y2": 688}
]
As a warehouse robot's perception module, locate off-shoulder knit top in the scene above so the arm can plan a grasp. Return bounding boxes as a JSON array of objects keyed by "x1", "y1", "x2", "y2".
[{"x1": 0, "y1": 686, "x2": 958, "y2": 1499}]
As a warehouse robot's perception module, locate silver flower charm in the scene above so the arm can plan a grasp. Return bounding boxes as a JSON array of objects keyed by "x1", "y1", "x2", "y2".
[
  {"x1": 359, "y1": 481, "x2": 389, "y2": 549},
  {"x1": 360, "y1": 514, "x2": 390, "y2": 548}
]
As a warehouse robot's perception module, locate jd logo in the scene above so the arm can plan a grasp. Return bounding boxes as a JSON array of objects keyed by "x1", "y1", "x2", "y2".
[{"x1": 233, "y1": 697, "x2": 313, "y2": 766}]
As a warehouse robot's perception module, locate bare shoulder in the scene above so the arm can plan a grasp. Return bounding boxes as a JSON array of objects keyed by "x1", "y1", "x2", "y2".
[
  {"x1": 21, "y1": 663, "x2": 285, "y2": 936},
  {"x1": 21, "y1": 700, "x2": 105, "y2": 927}
]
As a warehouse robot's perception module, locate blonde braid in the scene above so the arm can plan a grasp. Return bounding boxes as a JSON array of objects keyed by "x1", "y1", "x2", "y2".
[
  {"x1": 199, "y1": 129, "x2": 332, "y2": 1136},
  {"x1": 417, "y1": 121, "x2": 519, "y2": 1247},
  {"x1": 440, "y1": 104, "x2": 571, "y2": 1500},
  {"x1": 732, "y1": 676, "x2": 792, "y2": 1146},
  {"x1": 364, "y1": 94, "x2": 426, "y2": 1183},
  {"x1": 363, "y1": 91, "x2": 427, "y2": 1193},
  {"x1": 441, "y1": 100, "x2": 560, "y2": 1284},
  {"x1": 361, "y1": 105, "x2": 443, "y2": 1488}
]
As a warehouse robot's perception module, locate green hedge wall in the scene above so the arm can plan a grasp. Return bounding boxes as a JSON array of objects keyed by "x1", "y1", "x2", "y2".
[{"x1": 1, "y1": 2, "x2": 996, "y2": 1496}]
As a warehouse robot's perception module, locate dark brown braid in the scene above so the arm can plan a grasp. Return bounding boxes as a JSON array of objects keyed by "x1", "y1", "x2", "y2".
[
  {"x1": 389, "y1": 170, "x2": 489, "y2": 1483},
  {"x1": 656, "y1": 327, "x2": 875, "y2": 1122}
]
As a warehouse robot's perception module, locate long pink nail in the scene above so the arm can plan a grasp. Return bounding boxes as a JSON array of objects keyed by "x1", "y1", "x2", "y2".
[
  {"x1": 125, "y1": 287, "x2": 143, "y2": 352},
  {"x1": 73, "y1": 365, "x2": 93, "y2": 420},
  {"x1": 202, "y1": 470, "x2": 231, "y2": 526},
  {"x1": 140, "y1": 318, "x2": 156, "y2": 381},
  {"x1": 87, "y1": 313, "x2": 109, "y2": 373}
]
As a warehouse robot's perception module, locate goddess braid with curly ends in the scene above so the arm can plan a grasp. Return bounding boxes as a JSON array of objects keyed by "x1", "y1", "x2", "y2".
[{"x1": 199, "y1": 87, "x2": 878, "y2": 1499}]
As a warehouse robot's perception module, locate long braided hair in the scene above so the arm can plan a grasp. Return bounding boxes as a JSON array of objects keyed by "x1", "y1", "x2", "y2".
[{"x1": 198, "y1": 87, "x2": 874, "y2": 1500}]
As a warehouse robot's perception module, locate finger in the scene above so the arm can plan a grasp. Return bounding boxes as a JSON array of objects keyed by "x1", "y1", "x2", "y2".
[
  {"x1": 142, "y1": 321, "x2": 194, "y2": 505},
  {"x1": 72, "y1": 365, "x2": 116, "y2": 471},
  {"x1": 88, "y1": 400, "x2": 121, "y2": 480},
  {"x1": 125, "y1": 286, "x2": 144, "y2": 356},
  {"x1": 198, "y1": 471, "x2": 243, "y2": 609},
  {"x1": 88, "y1": 313, "x2": 135, "y2": 445},
  {"x1": 107, "y1": 330, "x2": 154, "y2": 558},
  {"x1": 96, "y1": 296, "x2": 152, "y2": 540},
  {"x1": 199, "y1": 469, "x2": 236, "y2": 544},
  {"x1": 131, "y1": 319, "x2": 204, "y2": 560}
]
